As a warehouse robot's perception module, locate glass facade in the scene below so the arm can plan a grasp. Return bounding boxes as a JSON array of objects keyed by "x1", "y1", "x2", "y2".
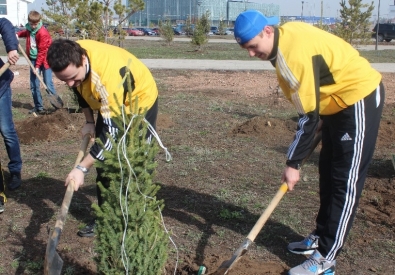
[
  {"x1": 0, "y1": 0, "x2": 6, "y2": 15},
  {"x1": 127, "y1": 0, "x2": 280, "y2": 26}
]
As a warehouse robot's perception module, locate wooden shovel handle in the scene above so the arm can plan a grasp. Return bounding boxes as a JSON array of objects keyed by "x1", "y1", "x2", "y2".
[
  {"x1": 74, "y1": 134, "x2": 91, "y2": 167},
  {"x1": 247, "y1": 183, "x2": 287, "y2": 241},
  {"x1": 246, "y1": 132, "x2": 322, "y2": 242},
  {"x1": 18, "y1": 44, "x2": 49, "y2": 90},
  {"x1": 0, "y1": 62, "x2": 10, "y2": 77},
  {"x1": 54, "y1": 134, "x2": 91, "y2": 230}
]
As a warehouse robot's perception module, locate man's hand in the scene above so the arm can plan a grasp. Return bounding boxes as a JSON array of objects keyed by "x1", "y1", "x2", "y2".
[
  {"x1": 35, "y1": 67, "x2": 39, "y2": 75},
  {"x1": 7, "y1": 50, "x2": 19, "y2": 65},
  {"x1": 281, "y1": 166, "x2": 300, "y2": 191},
  {"x1": 65, "y1": 168, "x2": 85, "y2": 191}
]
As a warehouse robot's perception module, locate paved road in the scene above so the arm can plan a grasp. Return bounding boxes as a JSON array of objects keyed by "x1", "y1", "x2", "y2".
[
  {"x1": 140, "y1": 59, "x2": 395, "y2": 73},
  {"x1": 6, "y1": 57, "x2": 395, "y2": 73}
]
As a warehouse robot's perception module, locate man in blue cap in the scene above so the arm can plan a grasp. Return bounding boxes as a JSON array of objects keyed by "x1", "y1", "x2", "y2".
[{"x1": 234, "y1": 9, "x2": 384, "y2": 275}]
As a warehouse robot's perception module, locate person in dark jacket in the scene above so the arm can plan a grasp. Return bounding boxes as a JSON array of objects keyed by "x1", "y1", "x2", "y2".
[
  {"x1": 16, "y1": 10, "x2": 58, "y2": 114},
  {"x1": 0, "y1": 18, "x2": 23, "y2": 212}
]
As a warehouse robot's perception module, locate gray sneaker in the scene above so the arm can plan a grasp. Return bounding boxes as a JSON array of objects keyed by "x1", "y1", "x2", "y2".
[
  {"x1": 288, "y1": 249, "x2": 336, "y2": 275},
  {"x1": 288, "y1": 231, "x2": 319, "y2": 255},
  {"x1": 0, "y1": 201, "x2": 4, "y2": 213}
]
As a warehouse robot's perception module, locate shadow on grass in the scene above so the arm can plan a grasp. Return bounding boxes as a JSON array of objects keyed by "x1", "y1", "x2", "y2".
[
  {"x1": 157, "y1": 184, "x2": 307, "y2": 270},
  {"x1": 6, "y1": 173, "x2": 96, "y2": 275}
]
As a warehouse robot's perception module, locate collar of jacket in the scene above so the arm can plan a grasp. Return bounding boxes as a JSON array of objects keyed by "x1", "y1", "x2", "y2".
[
  {"x1": 83, "y1": 55, "x2": 91, "y2": 82},
  {"x1": 269, "y1": 27, "x2": 279, "y2": 67}
]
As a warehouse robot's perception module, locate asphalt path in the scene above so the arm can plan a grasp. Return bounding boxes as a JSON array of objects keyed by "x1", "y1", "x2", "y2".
[{"x1": 4, "y1": 37, "x2": 395, "y2": 72}]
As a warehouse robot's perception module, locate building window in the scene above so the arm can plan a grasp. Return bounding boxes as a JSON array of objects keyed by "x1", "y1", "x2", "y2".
[{"x1": 0, "y1": 0, "x2": 6, "y2": 15}]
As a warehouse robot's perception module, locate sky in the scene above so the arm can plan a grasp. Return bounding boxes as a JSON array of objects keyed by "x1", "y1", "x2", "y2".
[{"x1": 28, "y1": 0, "x2": 394, "y2": 18}]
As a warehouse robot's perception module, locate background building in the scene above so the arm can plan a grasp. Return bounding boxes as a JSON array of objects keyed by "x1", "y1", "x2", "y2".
[
  {"x1": 0, "y1": 0, "x2": 33, "y2": 26},
  {"x1": 389, "y1": 1, "x2": 395, "y2": 22},
  {"x1": 127, "y1": 0, "x2": 280, "y2": 27}
]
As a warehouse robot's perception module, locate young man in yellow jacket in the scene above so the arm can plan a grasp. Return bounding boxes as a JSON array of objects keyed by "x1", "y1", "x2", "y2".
[
  {"x1": 47, "y1": 39, "x2": 158, "y2": 237},
  {"x1": 234, "y1": 10, "x2": 384, "y2": 275}
]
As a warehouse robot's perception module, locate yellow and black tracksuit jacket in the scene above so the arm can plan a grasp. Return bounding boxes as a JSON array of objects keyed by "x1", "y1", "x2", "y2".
[
  {"x1": 269, "y1": 22, "x2": 381, "y2": 167},
  {"x1": 72, "y1": 40, "x2": 158, "y2": 161}
]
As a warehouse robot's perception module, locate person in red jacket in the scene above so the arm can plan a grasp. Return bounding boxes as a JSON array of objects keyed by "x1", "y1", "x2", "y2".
[{"x1": 17, "y1": 10, "x2": 58, "y2": 114}]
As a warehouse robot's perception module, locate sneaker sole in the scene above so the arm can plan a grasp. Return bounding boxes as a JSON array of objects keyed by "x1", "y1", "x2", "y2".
[
  {"x1": 77, "y1": 232, "x2": 95, "y2": 238},
  {"x1": 287, "y1": 248, "x2": 315, "y2": 255},
  {"x1": 323, "y1": 266, "x2": 336, "y2": 275},
  {"x1": 288, "y1": 271, "x2": 335, "y2": 275}
]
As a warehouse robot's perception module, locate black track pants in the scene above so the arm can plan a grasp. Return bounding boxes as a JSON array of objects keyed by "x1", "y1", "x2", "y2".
[{"x1": 316, "y1": 82, "x2": 384, "y2": 261}]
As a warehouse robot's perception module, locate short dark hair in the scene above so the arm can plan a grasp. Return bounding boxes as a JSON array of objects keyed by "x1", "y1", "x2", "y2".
[{"x1": 47, "y1": 39, "x2": 87, "y2": 72}]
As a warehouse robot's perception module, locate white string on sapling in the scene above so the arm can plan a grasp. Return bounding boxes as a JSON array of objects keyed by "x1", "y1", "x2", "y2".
[{"x1": 115, "y1": 104, "x2": 177, "y2": 275}]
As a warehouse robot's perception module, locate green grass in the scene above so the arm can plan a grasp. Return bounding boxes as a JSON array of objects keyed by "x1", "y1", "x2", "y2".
[
  {"x1": 123, "y1": 39, "x2": 395, "y2": 62},
  {"x1": 359, "y1": 49, "x2": 395, "y2": 63},
  {"x1": 7, "y1": 38, "x2": 394, "y2": 62},
  {"x1": 122, "y1": 39, "x2": 248, "y2": 60}
]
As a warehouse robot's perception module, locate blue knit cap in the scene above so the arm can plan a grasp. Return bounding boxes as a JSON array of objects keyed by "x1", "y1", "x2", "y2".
[{"x1": 234, "y1": 10, "x2": 279, "y2": 44}]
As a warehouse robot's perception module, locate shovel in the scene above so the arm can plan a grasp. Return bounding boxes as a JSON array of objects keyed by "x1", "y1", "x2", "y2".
[
  {"x1": 44, "y1": 134, "x2": 91, "y2": 275},
  {"x1": 17, "y1": 44, "x2": 64, "y2": 109},
  {"x1": 213, "y1": 132, "x2": 322, "y2": 275},
  {"x1": 0, "y1": 62, "x2": 10, "y2": 77}
]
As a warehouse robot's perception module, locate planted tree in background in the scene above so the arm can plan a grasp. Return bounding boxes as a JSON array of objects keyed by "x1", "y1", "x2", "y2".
[
  {"x1": 218, "y1": 19, "x2": 226, "y2": 35},
  {"x1": 159, "y1": 19, "x2": 174, "y2": 45},
  {"x1": 332, "y1": 0, "x2": 374, "y2": 45},
  {"x1": 74, "y1": 0, "x2": 107, "y2": 41},
  {"x1": 92, "y1": 70, "x2": 169, "y2": 274},
  {"x1": 184, "y1": 15, "x2": 194, "y2": 36},
  {"x1": 191, "y1": 11, "x2": 211, "y2": 51},
  {"x1": 43, "y1": 0, "x2": 78, "y2": 39},
  {"x1": 43, "y1": 0, "x2": 145, "y2": 43},
  {"x1": 112, "y1": 0, "x2": 145, "y2": 44}
]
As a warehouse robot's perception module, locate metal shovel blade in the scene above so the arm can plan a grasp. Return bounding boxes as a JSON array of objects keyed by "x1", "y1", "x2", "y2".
[
  {"x1": 43, "y1": 135, "x2": 91, "y2": 275},
  {"x1": 47, "y1": 93, "x2": 64, "y2": 109},
  {"x1": 212, "y1": 183, "x2": 288, "y2": 275},
  {"x1": 18, "y1": 44, "x2": 64, "y2": 109},
  {"x1": 212, "y1": 238, "x2": 253, "y2": 275},
  {"x1": 44, "y1": 227, "x2": 64, "y2": 275}
]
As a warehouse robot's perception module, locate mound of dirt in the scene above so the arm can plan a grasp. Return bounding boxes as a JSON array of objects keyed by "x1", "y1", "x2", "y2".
[
  {"x1": 15, "y1": 109, "x2": 82, "y2": 144},
  {"x1": 231, "y1": 116, "x2": 297, "y2": 142}
]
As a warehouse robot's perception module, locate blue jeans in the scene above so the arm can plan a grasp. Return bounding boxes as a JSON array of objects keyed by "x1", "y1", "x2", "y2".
[
  {"x1": 0, "y1": 87, "x2": 22, "y2": 175},
  {"x1": 30, "y1": 60, "x2": 57, "y2": 110}
]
